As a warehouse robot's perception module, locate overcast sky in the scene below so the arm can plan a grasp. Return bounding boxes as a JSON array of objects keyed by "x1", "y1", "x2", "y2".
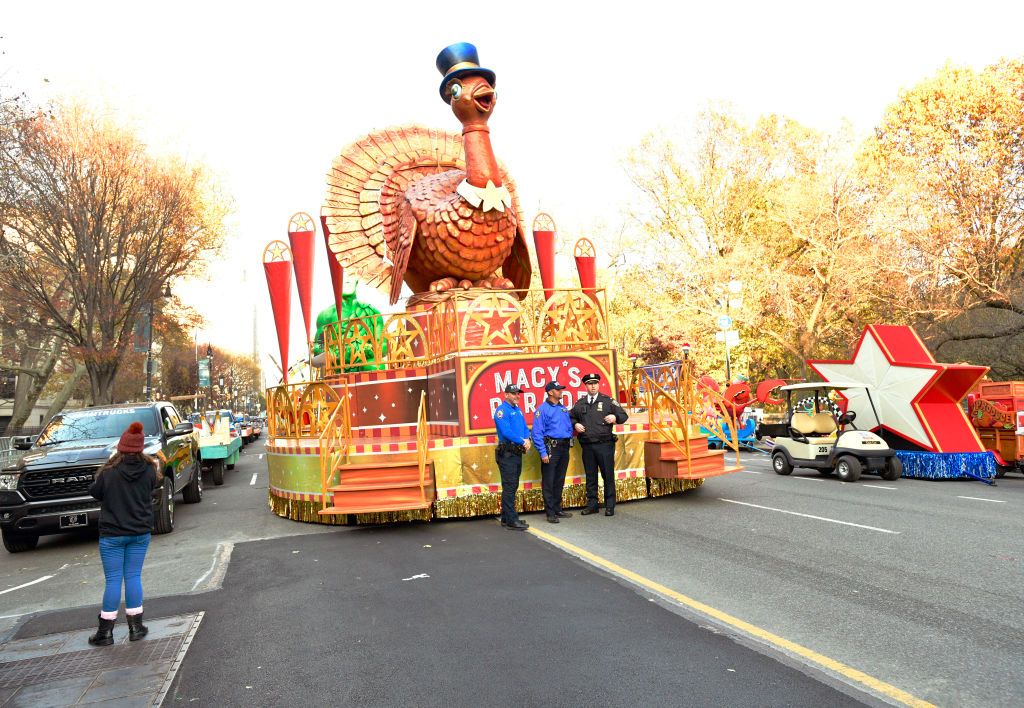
[{"x1": 4, "y1": 1, "x2": 1023, "y2": 382}]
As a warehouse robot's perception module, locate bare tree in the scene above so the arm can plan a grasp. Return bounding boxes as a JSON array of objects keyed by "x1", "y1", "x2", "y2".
[{"x1": 0, "y1": 102, "x2": 228, "y2": 403}]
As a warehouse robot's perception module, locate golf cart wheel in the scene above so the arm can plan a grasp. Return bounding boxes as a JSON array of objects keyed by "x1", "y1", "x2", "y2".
[
  {"x1": 772, "y1": 452, "x2": 792, "y2": 476},
  {"x1": 881, "y1": 456, "x2": 903, "y2": 481},
  {"x1": 835, "y1": 455, "x2": 862, "y2": 482}
]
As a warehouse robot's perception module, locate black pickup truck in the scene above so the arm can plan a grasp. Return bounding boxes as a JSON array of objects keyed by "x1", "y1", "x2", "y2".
[{"x1": 0, "y1": 402, "x2": 202, "y2": 553}]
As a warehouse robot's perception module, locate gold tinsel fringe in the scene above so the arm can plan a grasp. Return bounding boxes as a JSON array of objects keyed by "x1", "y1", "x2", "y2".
[
  {"x1": 433, "y1": 478, "x2": 650, "y2": 519},
  {"x1": 270, "y1": 477, "x2": 697, "y2": 524},
  {"x1": 268, "y1": 495, "x2": 431, "y2": 525},
  {"x1": 648, "y1": 477, "x2": 704, "y2": 497}
]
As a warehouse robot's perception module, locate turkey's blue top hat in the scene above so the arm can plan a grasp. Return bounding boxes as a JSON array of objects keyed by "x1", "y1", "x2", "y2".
[{"x1": 436, "y1": 42, "x2": 496, "y2": 102}]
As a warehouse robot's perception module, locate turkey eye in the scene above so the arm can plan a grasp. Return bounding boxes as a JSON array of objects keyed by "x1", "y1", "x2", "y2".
[{"x1": 450, "y1": 83, "x2": 463, "y2": 100}]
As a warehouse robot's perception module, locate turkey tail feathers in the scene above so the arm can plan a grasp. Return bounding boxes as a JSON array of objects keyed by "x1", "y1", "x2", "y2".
[{"x1": 324, "y1": 126, "x2": 464, "y2": 297}]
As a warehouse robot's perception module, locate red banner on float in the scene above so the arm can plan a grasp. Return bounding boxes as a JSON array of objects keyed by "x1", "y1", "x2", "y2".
[
  {"x1": 288, "y1": 212, "x2": 316, "y2": 344},
  {"x1": 320, "y1": 212, "x2": 344, "y2": 320},
  {"x1": 262, "y1": 241, "x2": 293, "y2": 384},
  {"x1": 462, "y1": 352, "x2": 615, "y2": 433}
]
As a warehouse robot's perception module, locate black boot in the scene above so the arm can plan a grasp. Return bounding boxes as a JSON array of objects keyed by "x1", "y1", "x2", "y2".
[
  {"x1": 88, "y1": 615, "x2": 115, "y2": 646},
  {"x1": 126, "y1": 612, "x2": 148, "y2": 641}
]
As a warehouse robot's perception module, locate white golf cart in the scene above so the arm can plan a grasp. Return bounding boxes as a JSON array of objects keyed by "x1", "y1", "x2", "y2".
[{"x1": 756, "y1": 382, "x2": 902, "y2": 482}]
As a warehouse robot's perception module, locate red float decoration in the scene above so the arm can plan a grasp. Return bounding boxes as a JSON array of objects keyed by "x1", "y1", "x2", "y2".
[
  {"x1": 532, "y1": 212, "x2": 557, "y2": 300},
  {"x1": 809, "y1": 325, "x2": 988, "y2": 452},
  {"x1": 288, "y1": 212, "x2": 316, "y2": 345},
  {"x1": 263, "y1": 241, "x2": 293, "y2": 383},
  {"x1": 574, "y1": 237, "x2": 596, "y2": 295},
  {"x1": 320, "y1": 211, "x2": 344, "y2": 321}
]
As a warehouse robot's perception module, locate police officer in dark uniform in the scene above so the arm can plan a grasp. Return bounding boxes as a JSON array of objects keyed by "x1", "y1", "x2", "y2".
[
  {"x1": 531, "y1": 381, "x2": 574, "y2": 523},
  {"x1": 493, "y1": 384, "x2": 532, "y2": 530},
  {"x1": 570, "y1": 372, "x2": 629, "y2": 516}
]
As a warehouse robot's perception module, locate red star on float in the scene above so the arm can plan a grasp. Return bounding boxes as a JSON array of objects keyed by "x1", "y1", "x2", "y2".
[{"x1": 808, "y1": 325, "x2": 988, "y2": 453}]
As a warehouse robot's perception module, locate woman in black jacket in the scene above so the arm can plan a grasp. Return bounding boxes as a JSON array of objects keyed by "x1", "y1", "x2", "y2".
[{"x1": 87, "y1": 421, "x2": 161, "y2": 646}]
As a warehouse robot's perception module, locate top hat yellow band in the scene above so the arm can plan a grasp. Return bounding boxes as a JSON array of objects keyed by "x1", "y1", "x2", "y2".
[{"x1": 446, "y1": 61, "x2": 479, "y2": 74}]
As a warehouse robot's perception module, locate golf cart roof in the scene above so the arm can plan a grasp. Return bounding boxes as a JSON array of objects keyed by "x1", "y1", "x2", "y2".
[{"x1": 780, "y1": 382, "x2": 871, "y2": 392}]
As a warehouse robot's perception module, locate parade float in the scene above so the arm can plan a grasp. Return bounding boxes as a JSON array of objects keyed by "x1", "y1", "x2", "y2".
[
  {"x1": 968, "y1": 380, "x2": 1024, "y2": 476},
  {"x1": 809, "y1": 324, "x2": 997, "y2": 481},
  {"x1": 260, "y1": 43, "x2": 747, "y2": 525}
]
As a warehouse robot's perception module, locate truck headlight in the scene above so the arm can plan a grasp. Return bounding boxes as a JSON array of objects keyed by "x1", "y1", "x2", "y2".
[{"x1": 0, "y1": 474, "x2": 19, "y2": 491}]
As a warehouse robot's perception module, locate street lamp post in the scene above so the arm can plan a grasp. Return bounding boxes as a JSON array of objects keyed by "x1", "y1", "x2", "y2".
[
  {"x1": 716, "y1": 280, "x2": 743, "y2": 384},
  {"x1": 207, "y1": 344, "x2": 215, "y2": 411},
  {"x1": 145, "y1": 303, "x2": 155, "y2": 401},
  {"x1": 145, "y1": 284, "x2": 172, "y2": 401}
]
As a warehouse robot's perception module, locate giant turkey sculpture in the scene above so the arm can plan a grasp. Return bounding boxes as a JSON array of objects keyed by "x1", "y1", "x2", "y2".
[{"x1": 323, "y1": 42, "x2": 532, "y2": 305}]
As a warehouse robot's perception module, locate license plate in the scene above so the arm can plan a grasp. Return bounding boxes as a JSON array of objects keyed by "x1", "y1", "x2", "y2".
[{"x1": 59, "y1": 513, "x2": 88, "y2": 528}]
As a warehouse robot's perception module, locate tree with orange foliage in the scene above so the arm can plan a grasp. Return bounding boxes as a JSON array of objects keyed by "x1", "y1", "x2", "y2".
[
  {"x1": 0, "y1": 102, "x2": 229, "y2": 404},
  {"x1": 865, "y1": 59, "x2": 1024, "y2": 374}
]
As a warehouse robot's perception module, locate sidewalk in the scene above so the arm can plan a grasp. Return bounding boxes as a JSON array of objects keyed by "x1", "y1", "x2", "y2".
[{"x1": 0, "y1": 613, "x2": 201, "y2": 707}]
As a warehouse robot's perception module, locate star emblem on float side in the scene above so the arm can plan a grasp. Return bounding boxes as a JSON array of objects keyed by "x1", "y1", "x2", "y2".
[{"x1": 809, "y1": 325, "x2": 987, "y2": 452}]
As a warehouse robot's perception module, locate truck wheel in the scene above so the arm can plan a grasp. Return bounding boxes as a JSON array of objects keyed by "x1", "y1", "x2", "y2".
[
  {"x1": 210, "y1": 460, "x2": 225, "y2": 486},
  {"x1": 772, "y1": 452, "x2": 792, "y2": 475},
  {"x1": 153, "y1": 477, "x2": 175, "y2": 534},
  {"x1": 182, "y1": 463, "x2": 203, "y2": 503},
  {"x1": 881, "y1": 456, "x2": 903, "y2": 481},
  {"x1": 995, "y1": 464, "x2": 1011, "y2": 478},
  {"x1": 835, "y1": 455, "x2": 862, "y2": 482},
  {"x1": 2, "y1": 528, "x2": 39, "y2": 553}
]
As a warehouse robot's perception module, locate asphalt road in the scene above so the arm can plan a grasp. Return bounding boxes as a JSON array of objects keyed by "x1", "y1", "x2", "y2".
[
  {"x1": 532, "y1": 453, "x2": 1024, "y2": 707},
  {"x1": 3, "y1": 445, "x2": 1022, "y2": 706}
]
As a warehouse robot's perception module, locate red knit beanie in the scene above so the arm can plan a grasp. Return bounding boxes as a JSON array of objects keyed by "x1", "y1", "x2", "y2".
[{"x1": 117, "y1": 421, "x2": 146, "y2": 453}]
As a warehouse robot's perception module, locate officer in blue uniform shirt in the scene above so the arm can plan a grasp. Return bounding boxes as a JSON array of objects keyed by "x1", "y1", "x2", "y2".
[
  {"x1": 531, "y1": 381, "x2": 575, "y2": 523},
  {"x1": 493, "y1": 384, "x2": 532, "y2": 530}
]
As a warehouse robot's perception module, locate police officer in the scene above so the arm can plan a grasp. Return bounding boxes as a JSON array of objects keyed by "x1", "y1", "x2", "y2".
[
  {"x1": 531, "y1": 381, "x2": 574, "y2": 523},
  {"x1": 570, "y1": 372, "x2": 629, "y2": 516},
  {"x1": 493, "y1": 384, "x2": 532, "y2": 530}
]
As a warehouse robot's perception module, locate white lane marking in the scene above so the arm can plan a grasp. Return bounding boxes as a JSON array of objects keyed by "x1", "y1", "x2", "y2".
[
  {"x1": 250, "y1": 473, "x2": 258, "y2": 486},
  {"x1": 258, "y1": 453, "x2": 264, "y2": 460},
  {"x1": 0, "y1": 575, "x2": 54, "y2": 596},
  {"x1": 957, "y1": 496, "x2": 1006, "y2": 503},
  {"x1": 862, "y1": 484, "x2": 897, "y2": 490},
  {"x1": 742, "y1": 470, "x2": 761, "y2": 474},
  {"x1": 402, "y1": 573, "x2": 430, "y2": 581},
  {"x1": 719, "y1": 498, "x2": 900, "y2": 534},
  {"x1": 191, "y1": 542, "x2": 235, "y2": 592},
  {"x1": 792, "y1": 476, "x2": 823, "y2": 482}
]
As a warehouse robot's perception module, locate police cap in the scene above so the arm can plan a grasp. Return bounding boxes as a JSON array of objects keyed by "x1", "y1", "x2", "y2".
[{"x1": 581, "y1": 373, "x2": 601, "y2": 384}]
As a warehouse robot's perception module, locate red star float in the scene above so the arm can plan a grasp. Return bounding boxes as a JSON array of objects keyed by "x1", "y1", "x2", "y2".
[{"x1": 808, "y1": 325, "x2": 988, "y2": 452}]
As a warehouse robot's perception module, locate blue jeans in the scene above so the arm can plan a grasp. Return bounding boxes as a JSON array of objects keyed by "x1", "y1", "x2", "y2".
[{"x1": 98, "y1": 534, "x2": 151, "y2": 613}]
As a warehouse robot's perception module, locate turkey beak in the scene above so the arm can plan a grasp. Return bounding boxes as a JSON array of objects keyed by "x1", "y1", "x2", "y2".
[{"x1": 472, "y1": 85, "x2": 495, "y2": 114}]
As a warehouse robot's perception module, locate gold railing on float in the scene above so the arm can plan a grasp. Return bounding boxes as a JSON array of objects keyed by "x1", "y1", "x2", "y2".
[
  {"x1": 416, "y1": 390, "x2": 429, "y2": 505},
  {"x1": 266, "y1": 381, "x2": 341, "y2": 439},
  {"x1": 318, "y1": 380, "x2": 351, "y2": 510},
  {"x1": 322, "y1": 288, "x2": 610, "y2": 375},
  {"x1": 641, "y1": 362, "x2": 742, "y2": 470}
]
